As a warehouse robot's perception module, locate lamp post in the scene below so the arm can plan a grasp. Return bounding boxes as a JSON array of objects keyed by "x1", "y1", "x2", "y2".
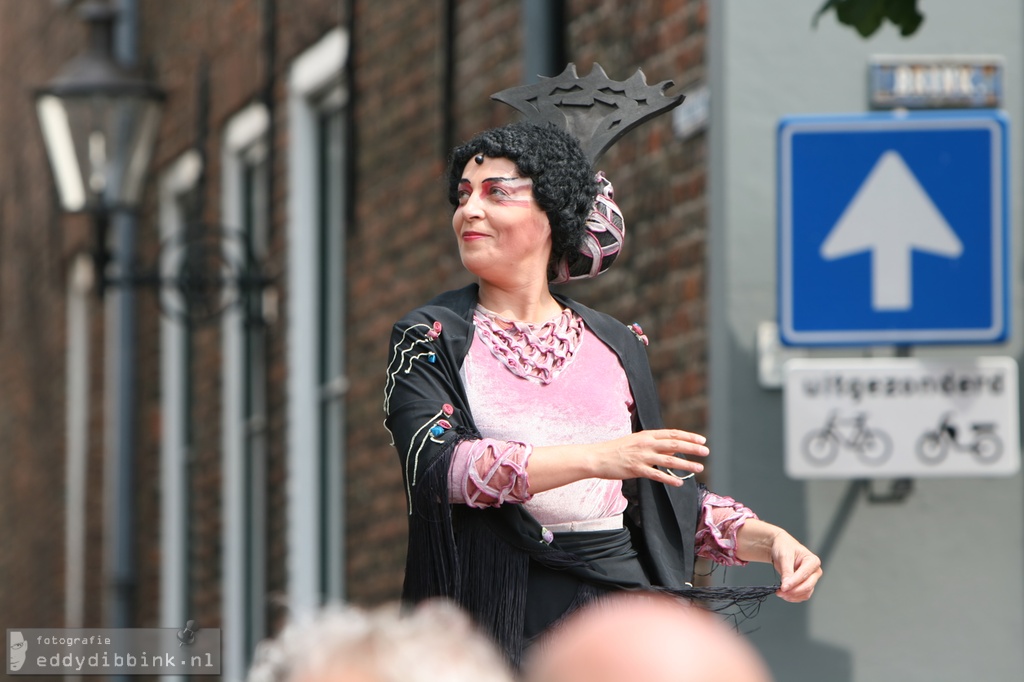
[
  {"x1": 35, "y1": 0, "x2": 164, "y2": 631},
  {"x1": 35, "y1": 0, "x2": 163, "y2": 215},
  {"x1": 36, "y1": 0, "x2": 164, "y2": 291}
]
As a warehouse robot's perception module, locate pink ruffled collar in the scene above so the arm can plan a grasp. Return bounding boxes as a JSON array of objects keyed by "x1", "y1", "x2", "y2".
[{"x1": 472, "y1": 305, "x2": 584, "y2": 384}]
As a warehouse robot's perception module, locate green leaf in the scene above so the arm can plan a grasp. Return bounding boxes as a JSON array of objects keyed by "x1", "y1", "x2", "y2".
[
  {"x1": 836, "y1": 0, "x2": 886, "y2": 37},
  {"x1": 885, "y1": 0, "x2": 925, "y2": 36},
  {"x1": 813, "y1": 0, "x2": 924, "y2": 38}
]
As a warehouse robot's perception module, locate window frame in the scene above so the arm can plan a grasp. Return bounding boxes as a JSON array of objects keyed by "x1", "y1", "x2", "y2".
[
  {"x1": 221, "y1": 102, "x2": 271, "y2": 682},
  {"x1": 157, "y1": 149, "x2": 203, "y2": 682},
  {"x1": 286, "y1": 26, "x2": 350, "y2": 616}
]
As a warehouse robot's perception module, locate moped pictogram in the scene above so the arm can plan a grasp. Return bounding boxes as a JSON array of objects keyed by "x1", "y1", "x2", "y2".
[{"x1": 915, "y1": 412, "x2": 1002, "y2": 465}]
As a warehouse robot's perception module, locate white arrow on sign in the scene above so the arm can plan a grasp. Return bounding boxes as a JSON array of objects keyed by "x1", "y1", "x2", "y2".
[{"x1": 819, "y1": 150, "x2": 963, "y2": 311}]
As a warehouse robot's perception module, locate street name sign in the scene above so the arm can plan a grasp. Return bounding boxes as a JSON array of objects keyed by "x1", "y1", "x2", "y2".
[
  {"x1": 783, "y1": 357, "x2": 1020, "y2": 479},
  {"x1": 868, "y1": 55, "x2": 1004, "y2": 109},
  {"x1": 778, "y1": 111, "x2": 1008, "y2": 345}
]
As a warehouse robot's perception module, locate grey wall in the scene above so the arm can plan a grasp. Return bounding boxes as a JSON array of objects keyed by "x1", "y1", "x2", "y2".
[{"x1": 708, "y1": 2, "x2": 1024, "y2": 680}]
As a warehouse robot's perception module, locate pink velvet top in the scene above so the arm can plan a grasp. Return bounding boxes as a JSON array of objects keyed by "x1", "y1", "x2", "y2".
[{"x1": 448, "y1": 306, "x2": 755, "y2": 565}]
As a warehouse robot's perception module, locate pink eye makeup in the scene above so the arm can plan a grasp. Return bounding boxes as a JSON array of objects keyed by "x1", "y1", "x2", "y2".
[
  {"x1": 457, "y1": 176, "x2": 534, "y2": 206},
  {"x1": 483, "y1": 176, "x2": 532, "y2": 192}
]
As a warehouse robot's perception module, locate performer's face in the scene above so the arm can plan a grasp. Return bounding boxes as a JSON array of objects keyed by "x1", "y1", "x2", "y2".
[{"x1": 452, "y1": 156, "x2": 552, "y2": 286}]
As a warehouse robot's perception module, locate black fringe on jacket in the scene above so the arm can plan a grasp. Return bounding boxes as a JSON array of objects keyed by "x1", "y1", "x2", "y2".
[{"x1": 401, "y1": 434, "x2": 585, "y2": 665}]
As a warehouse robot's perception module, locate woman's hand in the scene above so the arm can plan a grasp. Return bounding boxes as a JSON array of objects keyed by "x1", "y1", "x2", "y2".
[
  {"x1": 528, "y1": 429, "x2": 709, "y2": 493},
  {"x1": 735, "y1": 519, "x2": 822, "y2": 602},
  {"x1": 589, "y1": 429, "x2": 709, "y2": 485}
]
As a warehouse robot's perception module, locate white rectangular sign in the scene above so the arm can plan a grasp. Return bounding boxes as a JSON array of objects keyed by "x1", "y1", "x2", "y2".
[{"x1": 784, "y1": 357, "x2": 1020, "y2": 479}]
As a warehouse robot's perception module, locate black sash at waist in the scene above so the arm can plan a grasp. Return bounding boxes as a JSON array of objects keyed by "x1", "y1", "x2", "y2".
[
  {"x1": 551, "y1": 527, "x2": 651, "y2": 589},
  {"x1": 523, "y1": 528, "x2": 651, "y2": 642}
]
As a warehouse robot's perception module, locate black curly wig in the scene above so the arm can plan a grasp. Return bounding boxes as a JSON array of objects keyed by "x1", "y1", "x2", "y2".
[{"x1": 447, "y1": 121, "x2": 598, "y2": 276}]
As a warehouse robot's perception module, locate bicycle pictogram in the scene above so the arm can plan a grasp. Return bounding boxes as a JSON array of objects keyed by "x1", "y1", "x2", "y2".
[
  {"x1": 801, "y1": 411, "x2": 893, "y2": 466},
  {"x1": 915, "y1": 412, "x2": 1002, "y2": 465}
]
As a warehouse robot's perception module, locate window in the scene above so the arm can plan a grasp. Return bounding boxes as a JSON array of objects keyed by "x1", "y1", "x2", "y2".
[
  {"x1": 221, "y1": 103, "x2": 270, "y2": 681},
  {"x1": 287, "y1": 27, "x2": 349, "y2": 615}
]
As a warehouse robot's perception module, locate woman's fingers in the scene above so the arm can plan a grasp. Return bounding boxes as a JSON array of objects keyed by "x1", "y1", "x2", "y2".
[
  {"x1": 677, "y1": 442, "x2": 710, "y2": 457},
  {"x1": 638, "y1": 455, "x2": 704, "y2": 487},
  {"x1": 659, "y1": 454, "x2": 704, "y2": 474},
  {"x1": 645, "y1": 430, "x2": 711, "y2": 458},
  {"x1": 653, "y1": 429, "x2": 708, "y2": 445},
  {"x1": 636, "y1": 430, "x2": 710, "y2": 483},
  {"x1": 777, "y1": 573, "x2": 819, "y2": 602},
  {"x1": 644, "y1": 465, "x2": 691, "y2": 487},
  {"x1": 784, "y1": 554, "x2": 823, "y2": 600}
]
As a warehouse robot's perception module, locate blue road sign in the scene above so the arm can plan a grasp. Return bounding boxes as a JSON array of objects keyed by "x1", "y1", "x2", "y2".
[{"x1": 778, "y1": 111, "x2": 1008, "y2": 346}]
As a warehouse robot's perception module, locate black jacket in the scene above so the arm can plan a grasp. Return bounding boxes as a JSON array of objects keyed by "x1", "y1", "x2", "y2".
[{"x1": 384, "y1": 284, "x2": 701, "y2": 661}]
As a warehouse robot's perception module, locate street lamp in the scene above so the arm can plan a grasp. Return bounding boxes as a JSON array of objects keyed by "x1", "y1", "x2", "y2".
[{"x1": 35, "y1": 0, "x2": 164, "y2": 215}]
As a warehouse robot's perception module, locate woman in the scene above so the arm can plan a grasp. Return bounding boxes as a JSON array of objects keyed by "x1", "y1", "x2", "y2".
[{"x1": 384, "y1": 121, "x2": 821, "y2": 664}]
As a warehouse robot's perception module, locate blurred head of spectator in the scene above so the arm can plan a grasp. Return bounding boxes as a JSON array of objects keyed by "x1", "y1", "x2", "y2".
[
  {"x1": 247, "y1": 599, "x2": 514, "y2": 682},
  {"x1": 524, "y1": 593, "x2": 773, "y2": 682}
]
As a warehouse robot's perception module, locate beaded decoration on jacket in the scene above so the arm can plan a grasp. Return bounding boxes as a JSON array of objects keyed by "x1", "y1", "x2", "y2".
[{"x1": 472, "y1": 305, "x2": 584, "y2": 385}]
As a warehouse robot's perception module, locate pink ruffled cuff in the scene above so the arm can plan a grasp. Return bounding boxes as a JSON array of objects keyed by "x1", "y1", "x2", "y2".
[
  {"x1": 695, "y1": 492, "x2": 759, "y2": 566},
  {"x1": 448, "y1": 438, "x2": 533, "y2": 508}
]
